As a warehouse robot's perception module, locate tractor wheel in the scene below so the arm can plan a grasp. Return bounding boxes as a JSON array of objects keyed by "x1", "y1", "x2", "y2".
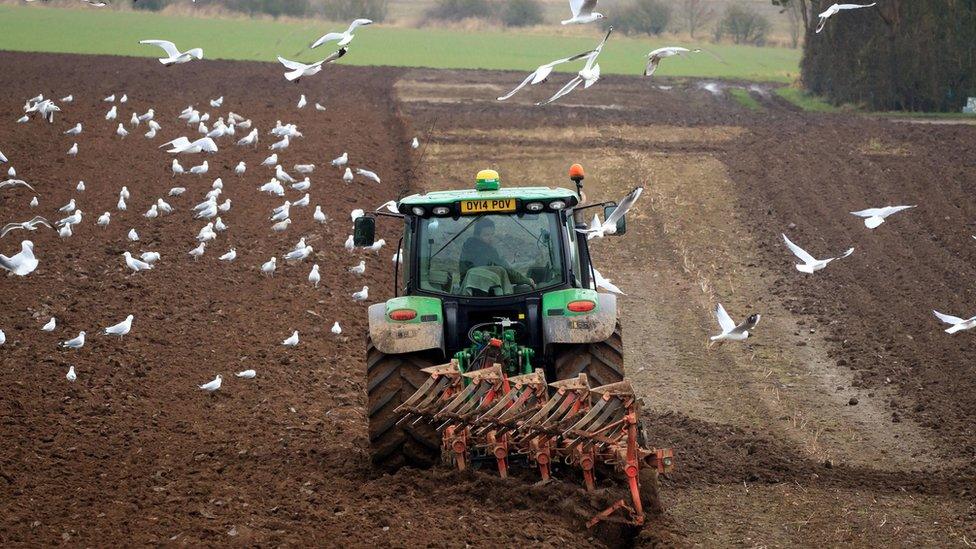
[
  {"x1": 552, "y1": 322, "x2": 625, "y2": 386},
  {"x1": 366, "y1": 337, "x2": 441, "y2": 470}
]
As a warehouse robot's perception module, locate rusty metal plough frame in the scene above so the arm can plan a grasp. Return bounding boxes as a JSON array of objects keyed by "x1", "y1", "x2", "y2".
[{"x1": 395, "y1": 360, "x2": 674, "y2": 528}]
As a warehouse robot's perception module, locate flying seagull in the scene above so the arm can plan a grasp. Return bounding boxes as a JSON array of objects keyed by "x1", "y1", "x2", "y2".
[
  {"x1": 933, "y1": 310, "x2": 976, "y2": 334},
  {"x1": 277, "y1": 49, "x2": 347, "y2": 82},
  {"x1": 644, "y1": 47, "x2": 701, "y2": 77},
  {"x1": 0, "y1": 179, "x2": 37, "y2": 194},
  {"x1": 561, "y1": 0, "x2": 603, "y2": 25},
  {"x1": 497, "y1": 49, "x2": 596, "y2": 101},
  {"x1": 539, "y1": 28, "x2": 612, "y2": 106},
  {"x1": 139, "y1": 39, "x2": 203, "y2": 65},
  {"x1": 816, "y1": 3, "x2": 877, "y2": 33},
  {"x1": 849, "y1": 205, "x2": 916, "y2": 229},
  {"x1": 1, "y1": 216, "x2": 52, "y2": 238},
  {"x1": 310, "y1": 19, "x2": 372, "y2": 48},
  {"x1": 709, "y1": 303, "x2": 760, "y2": 347},
  {"x1": 162, "y1": 136, "x2": 218, "y2": 154},
  {"x1": 782, "y1": 233, "x2": 853, "y2": 273},
  {"x1": 576, "y1": 186, "x2": 643, "y2": 239}
]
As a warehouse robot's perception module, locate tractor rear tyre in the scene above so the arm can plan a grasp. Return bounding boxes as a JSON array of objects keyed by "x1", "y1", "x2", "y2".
[
  {"x1": 366, "y1": 337, "x2": 441, "y2": 470},
  {"x1": 552, "y1": 322, "x2": 625, "y2": 387}
]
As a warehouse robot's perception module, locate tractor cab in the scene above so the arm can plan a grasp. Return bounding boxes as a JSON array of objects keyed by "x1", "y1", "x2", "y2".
[{"x1": 354, "y1": 167, "x2": 628, "y2": 371}]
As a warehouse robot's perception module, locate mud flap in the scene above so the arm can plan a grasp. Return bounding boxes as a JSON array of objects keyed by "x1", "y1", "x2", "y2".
[
  {"x1": 543, "y1": 293, "x2": 616, "y2": 346},
  {"x1": 368, "y1": 303, "x2": 444, "y2": 355}
]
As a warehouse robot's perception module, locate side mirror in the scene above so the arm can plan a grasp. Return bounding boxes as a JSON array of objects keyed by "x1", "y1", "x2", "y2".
[
  {"x1": 603, "y1": 204, "x2": 626, "y2": 235},
  {"x1": 353, "y1": 216, "x2": 376, "y2": 246}
]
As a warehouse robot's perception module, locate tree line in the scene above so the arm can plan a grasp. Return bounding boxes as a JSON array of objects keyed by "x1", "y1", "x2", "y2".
[{"x1": 775, "y1": 0, "x2": 976, "y2": 112}]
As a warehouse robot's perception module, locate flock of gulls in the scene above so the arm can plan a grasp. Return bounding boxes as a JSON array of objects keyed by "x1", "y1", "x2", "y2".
[{"x1": 1, "y1": 0, "x2": 887, "y2": 390}]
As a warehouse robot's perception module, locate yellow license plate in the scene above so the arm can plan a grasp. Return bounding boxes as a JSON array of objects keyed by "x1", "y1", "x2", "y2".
[{"x1": 459, "y1": 199, "x2": 516, "y2": 214}]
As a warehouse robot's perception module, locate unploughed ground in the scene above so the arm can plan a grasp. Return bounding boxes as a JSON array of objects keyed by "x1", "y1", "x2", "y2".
[{"x1": 0, "y1": 52, "x2": 973, "y2": 547}]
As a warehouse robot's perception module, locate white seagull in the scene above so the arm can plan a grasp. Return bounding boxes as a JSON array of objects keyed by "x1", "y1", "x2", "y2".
[
  {"x1": 236, "y1": 370, "x2": 256, "y2": 379},
  {"x1": 308, "y1": 264, "x2": 321, "y2": 287},
  {"x1": 331, "y1": 152, "x2": 348, "y2": 167},
  {"x1": 42, "y1": 317, "x2": 56, "y2": 331},
  {"x1": 261, "y1": 257, "x2": 277, "y2": 276},
  {"x1": 352, "y1": 286, "x2": 369, "y2": 301},
  {"x1": 277, "y1": 49, "x2": 347, "y2": 82},
  {"x1": 849, "y1": 205, "x2": 916, "y2": 229},
  {"x1": 282, "y1": 330, "x2": 299, "y2": 347},
  {"x1": 817, "y1": 3, "x2": 877, "y2": 33},
  {"x1": 123, "y1": 251, "x2": 153, "y2": 272},
  {"x1": 644, "y1": 47, "x2": 701, "y2": 77},
  {"x1": 60, "y1": 331, "x2": 86, "y2": 349},
  {"x1": 140, "y1": 39, "x2": 203, "y2": 65},
  {"x1": 103, "y1": 314, "x2": 134, "y2": 337},
  {"x1": 310, "y1": 19, "x2": 372, "y2": 48},
  {"x1": 199, "y1": 375, "x2": 222, "y2": 392},
  {"x1": 576, "y1": 186, "x2": 643, "y2": 239},
  {"x1": 355, "y1": 168, "x2": 381, "y2": 183},
  {"x1": 782, "y1": 233, "x2": 854, "y2": 274},
  {"x1": 933, "y1": 310, "x2": 976, "y2": 334},
  {"x1": 540, "y1": 28, "x2": 613, "y2": 105},
  {"x1": 66, "y1": 366, "x2": 77, "y2": 382},
  {"x1": 498, "y1": 49, "x2": 597, "y2": 101},
  {"x1": 709, "y1": 303, "x2": 761, "y2": 346},
  {"x1": 0, "y1": 240, "x2": 39, "y2": 276},
  {"x1": 561, "y1": 0, "x2": 603, "y2": 25}
]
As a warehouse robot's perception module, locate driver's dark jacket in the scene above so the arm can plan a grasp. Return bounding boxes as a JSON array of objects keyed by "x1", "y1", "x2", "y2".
[{"x1": 459, "y1": 238, "x2": 532, "y2": 285}]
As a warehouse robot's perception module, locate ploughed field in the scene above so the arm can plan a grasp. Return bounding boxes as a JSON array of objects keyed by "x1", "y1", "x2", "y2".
[{"x1": 1, "y1": 52, "x2": 974, "y2": 547}]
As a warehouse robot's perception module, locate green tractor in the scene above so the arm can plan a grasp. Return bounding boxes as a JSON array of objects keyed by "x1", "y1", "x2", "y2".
[{"x1": 354, "y1": 166, "x2": 671, "y2": 528}]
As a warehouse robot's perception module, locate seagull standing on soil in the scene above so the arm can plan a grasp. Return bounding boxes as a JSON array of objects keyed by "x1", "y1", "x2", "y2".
[
  {"x1": 199, "y1": 375, "x2": 222, "y2": 392},
  {"x1": 709, "y1": 303, "x2": 760, "y2": 346},
  {"x1": 139, "y1": 39, "x2": 204, "y2": 65},
  {"x1": 277, "y1": 49, "x2": 348, "y2": 82},
  {"x1": 60, "y1": 331, "x2": 86, "y2": 349},
  {"x1": 103, "y1": 315, "x2": 134, "y2": 338},
  {"x1": 331, "y1": 152, "x2": 348, "y2": 167},
  {"x1": 309, "y1": 264, "x2": 321, "y2": 287},
  {"x1": 849, "y1": 205, "x2": 916, "y2": 229},
  {"x1": 331, "y1": 321, "x2": 342, "y2": 335},
  {"x1": 644, "y1": 47, "x2": 701, "y2": 77},
  {"x1": 282, "y1": 330, "x2": 300, "y2": 347},
  {"x1": 66, "y1": 366, "x2": 77, "y2": 382},
  {"x1": 67, "y1": 143, "x2": 79, "y2": 156},
  {"x1": 343, "y1": 168, "x2": 354, "y2": 183},
  {"x1": 540, "y1": 28, "x2": 613, "y2": 105},
  {"x1": 123, "y1": 251, "x2": 154, "y2": 272},
  {"x1": 816, "y1": 3, "x2": 877, "y2": 33},
  {"x1": 561, "y1": 0, "x2": 603, "y2": 25},
  {"x1": 188, "y1": 242, "x2": 206, "y2": 260},
  {"x1": 933, "y1": 310, "x2": 976, "y2": 334},
  {"x1": 782, "y1": 234, "x2": 854, "y2": 274},
  {"x1": 42, "y1": 317, "x2": 56, "y2": 332},
  {"x1": 352, "y1": 286, "x2": 369, "y2": 301},
  {"x1": 498, "y1": 49, "x2": 597, "y2": 101},
  {"x1": 349, "y1": 260, "x2": 366, "y2": 275},
  {"x1": 314, "y1": 205, "x2": 328, "y2": 224},
  {"x1": 309, "y1": 19, "x2": 372, "y2": 48},
  {"x1": 261, "y1": 257, "x2": 277, "y2": 276}
]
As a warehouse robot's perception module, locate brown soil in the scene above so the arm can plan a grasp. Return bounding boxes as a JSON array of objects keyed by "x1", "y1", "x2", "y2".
[{"x1": 1, "y1": 54, "x2": 975, "y2": 547}]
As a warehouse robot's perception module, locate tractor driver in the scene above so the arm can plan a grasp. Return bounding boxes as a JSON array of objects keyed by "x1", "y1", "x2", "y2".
[{"x1": 459, "y1": 218, "x2": 535, "y2": 289}]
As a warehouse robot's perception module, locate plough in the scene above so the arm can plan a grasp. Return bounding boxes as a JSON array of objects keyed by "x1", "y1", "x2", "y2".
[{"x1": 395, "y1": 360, "x2": 674, "y2": 528}]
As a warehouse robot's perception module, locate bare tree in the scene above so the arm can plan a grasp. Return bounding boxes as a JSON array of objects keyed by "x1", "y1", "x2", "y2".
[
  {"x1": 680, "y1": 0, "x2": 714, "y2": 39},
  {"x1": 784, "y1": 0, "x2": 803, "y2": 47}
]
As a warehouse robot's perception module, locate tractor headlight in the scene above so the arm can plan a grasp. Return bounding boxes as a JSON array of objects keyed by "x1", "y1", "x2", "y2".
[
  {"x1": 525, "y1": 202, "x2": 544, "y2": 212},
  {"x1": 548, "y1": 200, "x2": 567, "y2": 210},
  {"x1": 411, "y1": 206, "x2": 426, "y2": 216},
  {"x1": 432, "y1": 206, "x2": 450, "y2": 216}
]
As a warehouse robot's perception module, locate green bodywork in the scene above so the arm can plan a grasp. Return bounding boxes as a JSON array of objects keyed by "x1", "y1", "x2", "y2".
[
  {"x1": 542, "y1": 288, "x2": 601, "y2": 317},
  {"x1": 385, "y1": 296, "x2": 442, "y2": 323},
  {"x1": 399, "y1": 186, "x2": 580, "y2": 208}
]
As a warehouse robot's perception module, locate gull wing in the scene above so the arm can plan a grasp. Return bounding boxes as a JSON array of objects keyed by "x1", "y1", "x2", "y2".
[
  {"x1": 878, "y1": 205, "x2": 916, "y2": 217},
  {"x1": 310, "y1": 32, "x2": 345, "y2": 49},
  {"x1": 715, "y1": 303, "x2": 736, "y2": 334},
  {"x1": 578, "y1": 0, "x2": 597, "y2": 16},
  {"x1": 850, "y1": 207, "x2": 883, "y2": 218},
  {"x1": 192, "y1": 137, "x2": 218, "y2": 152},
  {"x1": 568, "y1": 0, "x2": 584, "y2": 17},
  {"x1": 161, "y1": 136, "x2": 190, "y2": 150},
  {"x1": 348, "y1": 18, "x2": 373, "y2": 31},
  {"x1": 837, "y1": 247, "x2": 855, "y2": 259},
  {"x1": 538, "y1": 76, "x2": 583, "y2": 105},
  {"x1": 782, "y1": 233, "x2": 817, "y2": 264},
  {"x1": 582, "y1": 27, "x2": 612, "y2": 72},
  {"x1": 644, "y1": 55, "x2": 661, "y2": 77},
  {"x1": 140, "y1": 39, "x2": 180, "y2": 58},
  {"x1": 601, "y1": 186, "x2": 643, "y2": 232},
  {"x1": 0, "y1": 223, "x2": 23, "y2": 238},
  {"x1": 837, "y1": 3, "x2": 876, "y2": 10},
  {"x1": 277, "y1": 56, "x2": 309, "y2": 70},
  {"x1": 498, "y1": 70, "x2": 541, "y2": 101},
  {"x1": 27, "y1": 216, "x2": 52, "y2": 229},
  {"x1": 933, "y1": 310, "x2": 965, "y2": 325},
  {"x1": 0, "y1": 179, "x2": 37, "y2": 193}
]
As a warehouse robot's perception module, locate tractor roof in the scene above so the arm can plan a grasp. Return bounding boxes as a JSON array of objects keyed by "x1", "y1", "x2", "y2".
[{"x1": 399, "y1": 186, "x2": 580, "y2": 207}]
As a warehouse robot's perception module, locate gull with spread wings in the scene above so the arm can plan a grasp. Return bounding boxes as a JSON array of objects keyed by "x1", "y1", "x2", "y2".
[
  {"x1": 539, "y1": 28, "x2": 612, "y2": 106},
  {"x1": 497, "y1": 49, "x2": 596, "y2": 101},
  {"x1": 277, "y1": 49, "x2": 347, "y2": 82},
  {"x1": 576, "y1": 185, "x2": 643, "y2": 240},
  {"x1": 139, "y1": 40, "x2": 204, "y2": 66}
]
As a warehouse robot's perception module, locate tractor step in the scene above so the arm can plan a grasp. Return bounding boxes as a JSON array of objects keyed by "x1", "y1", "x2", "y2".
[{"x1": 393, "y1": 360, "x2": 674, "y2": 528}]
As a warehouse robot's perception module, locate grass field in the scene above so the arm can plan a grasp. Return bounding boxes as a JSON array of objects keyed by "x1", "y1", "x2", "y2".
[{"x1": 0, "y1": 4, "x2": 800, "y2": 82}]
